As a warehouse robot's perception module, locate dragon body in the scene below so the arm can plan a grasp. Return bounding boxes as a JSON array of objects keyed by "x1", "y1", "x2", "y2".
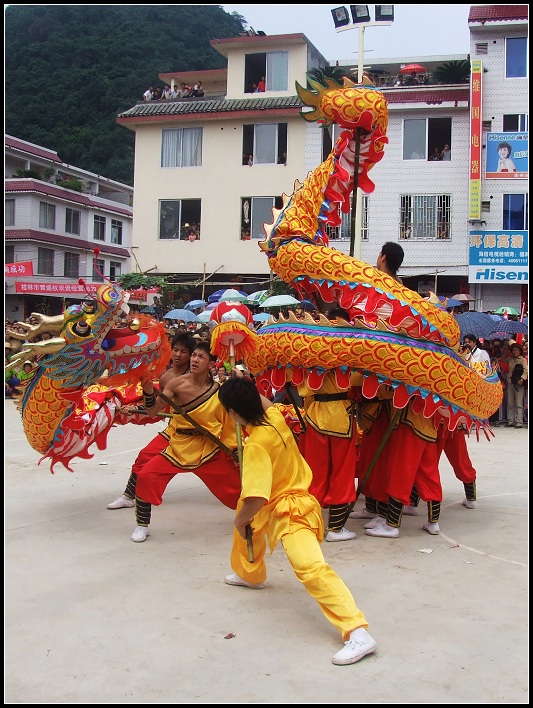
[
  {"x1": 212, "y1": 76, "x2": 502, "y2": 433},
  {"x1": 9, "y1": 280, "x2": 170, "y2": 471}
]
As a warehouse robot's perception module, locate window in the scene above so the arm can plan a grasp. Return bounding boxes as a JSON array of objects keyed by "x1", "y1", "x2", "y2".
[
  {"x1": 503, "y1": 194, "x2": 528, "y2": 230},
  {"x1": 241, "y1": 196, "x2": 283, "y2": 240},
  {"x1": 111, "y1": 219, "x2": 123, "y2": 245},
  {"x1": 94, "y1": 215, "x2": 106, "y2": 241},
  {"x1": 159, "y1": 199, "x2": 201, "y2": 240},
  {"x1": 244, "y1": 51, "x2": 289, "y2": 92},
  {"x1": 325, "y1": 197, "x2": 369, "y2": 241},
  {"x1": 505, "y1": 37, "x2": 527, "y2": 78},
  {"x1": 403, "y1": 118, "x2": 452, "y2": 161},
  {"x1": 243, "y1": 123, "x2": 287, "y2": 165},
  {"x1": 161, "y1": 128, "x2": 203, "y2": 167},
  {"x1": 5, "y1": 245, "x2": 15, "y2": 264},
  {"x1": 93, "y1": 257, "x2": 105, "y2": 282},
  {"x1": 399, "y1": 195, "x2": 451, "y2": 240},
  {"x1": 38, "y1": 247, "x2": 54, "y2": 275},
  {"x1": 5, "y1": 199, "x2": 15, "y2": 226},
  {"x1": 39, "y1": 201, "x2": 56, "y2": 229},
  {"x1": 109, "y1": 261, "x2": 122, "y2": 281},
  {"x1": 65, "y1": 208, "x2": 81, "y2": 235},
  {"x1": 64, "y1": 252, "x2": 80, "y2": 278},
  {"x1": 503, "y1": 114, "x2": 528, "y2": 131}
]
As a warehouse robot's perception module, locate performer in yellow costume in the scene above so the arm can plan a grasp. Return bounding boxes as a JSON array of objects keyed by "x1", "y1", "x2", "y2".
[{"x1": 218, "y1": 376, "x2": 377, "y2": 666}]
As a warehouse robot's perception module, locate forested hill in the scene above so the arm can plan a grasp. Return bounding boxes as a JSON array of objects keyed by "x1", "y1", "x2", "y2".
[{"x1": 5, "y1": 5, "x2": 246, "y2": 185}]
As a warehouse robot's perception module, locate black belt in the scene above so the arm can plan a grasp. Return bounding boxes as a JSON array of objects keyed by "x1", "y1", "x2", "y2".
[{"x1": 313, "y1": 393, "x2": 348, "y2": 402}]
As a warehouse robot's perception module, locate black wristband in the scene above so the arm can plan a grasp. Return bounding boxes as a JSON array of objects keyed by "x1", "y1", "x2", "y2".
[{"x1": 143, "y1": 392, "x2": 156, "y2": 408}]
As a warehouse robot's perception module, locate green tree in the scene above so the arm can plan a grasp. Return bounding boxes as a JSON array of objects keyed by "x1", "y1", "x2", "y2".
[
  {"x1": 5, "y1": 5, "x2": 245, "y2": 184},
  {"x1": 431, "y1": 60, "x2": 471, "y2": 85}
]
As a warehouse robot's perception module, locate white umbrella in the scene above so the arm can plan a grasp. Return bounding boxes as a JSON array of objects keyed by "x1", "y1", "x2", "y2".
[
  {"x1": 259, "y1": 295, "x2": 300, "y2": 308},
  {"x1": 218, "y1": 288, "x2": 249, "y2": 303},
  {"x1": 197, "y1": 310, "x2": 212, "y2": 323},
  {"x1": 245, "y1": 289, "x2": 270, "y2": 305}
]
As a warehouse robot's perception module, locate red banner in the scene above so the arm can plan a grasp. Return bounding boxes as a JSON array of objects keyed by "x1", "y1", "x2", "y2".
[{"x1": 5, "y1": 261, "x2": 34, "y2": 277}]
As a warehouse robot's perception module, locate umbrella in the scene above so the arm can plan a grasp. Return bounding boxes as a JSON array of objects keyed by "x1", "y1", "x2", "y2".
[
  {"x1": 298, "y1": 299, "x2": 316, "y2": 311},
  {"x1": 196, "y1": 310, "x2": 213, "y2": 323},
  {"x1": 163, "y1": 309, "x2": 201, "y2": 323},
  {"x1": 207, "y1": 288, "x2": 247, "y2": 303},
  {"x1": 494, "y1": 306, "x2": 520, "y2": 316},
  {"x1": 253, "y1": 312, "x2": 272, "y2": 322},
  {"x1": 436, "y1": 296, "x2": 463, "y2": 309},
  {"x1": 455, "y1": 312, "x2": 496, "y2": 340},
  {"x1": 451, "y1": 294, "x2": 476, "y2": 302},
  {"x1": 398, "y1": 63, "x2": 427, "y2": 75},
  {"x1": 184, "y1": 299, "x2": 206, "y2": 311},
  {"x1": 489, "y1": 319, "x2": 528, "y2": 337},
  {"x1": 205, "y1": 302, "x2": 218, "y2": 310},
  {"x1": 245, "y1": 290, "x2": 270, "y2": 305},
  {"x1": 140, "y1": 306, "x2": 158, "y2": 314},
  {"x1": 259, "y1": 295, "x2": 300, "y2": 308},
  {"x1": 218, "y1": 288, "x2": 249, "y2": 303}
]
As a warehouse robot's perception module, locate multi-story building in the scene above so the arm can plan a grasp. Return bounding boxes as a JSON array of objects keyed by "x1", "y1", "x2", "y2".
[{"x1": 5, "y1": 136, "x2": 134, "y2": 320}]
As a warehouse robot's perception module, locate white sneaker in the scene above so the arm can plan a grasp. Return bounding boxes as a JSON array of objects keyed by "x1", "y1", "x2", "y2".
[
  {"x1": 462, "y1": 498, "x2": 476, "y2": 509},
  {"x1": 365, "y1": 523, "x2": 399, "y2": 538},
  {"x1": 403, "y1": 505, "x2": 419, "y2": 516},
  {"x1": 423, "y1": 522, "x2": 440, "y2": 535},
  {"x1": 363, "y1": 516, "x2": 387, "y2": 530},
  {"x1": 349, "y1": 508, "x2": 375, "y2": 519},
  {"x1": 332, "y1": 627, "x2": 377, "y2": 665},
  {"x1": 107, "y1": 495, "x2": 135, "y2": 510},
  {"x1": 224, "y1": 572, "x2": 265, "y2": 589},
  {"x1": 131, "y1": 526, "x2": 150, "y2": 543},
  {"x1": 325, "y1": 527, "x2": 357, "y2": 542}
]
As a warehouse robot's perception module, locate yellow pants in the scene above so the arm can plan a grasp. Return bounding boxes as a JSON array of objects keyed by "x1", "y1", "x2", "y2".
[{"x1": 230, "y1": 524, "x2": 368, "y2": 641}]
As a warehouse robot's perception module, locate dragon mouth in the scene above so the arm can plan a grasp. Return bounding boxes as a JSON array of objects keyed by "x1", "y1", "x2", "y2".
[{"x1": 102, "y1": 326, "x2": 162, "y2": 355}]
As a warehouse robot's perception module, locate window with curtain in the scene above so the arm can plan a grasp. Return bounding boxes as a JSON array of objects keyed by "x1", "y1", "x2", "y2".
[
  {"x1": 38, "y1": 247, "x2": 54, "y2": 275},
  {"x1": 161, "y1": 128, "x2": 203, "y2": 167},
  {"x1": 243, "y1": 123, "x2": 287, "y2": 165},
  {"x1": 94, "y1": 215, "x2": 106, "y2": 241},
  {"x1": 266, "y1": 51, "x2": 289, "y2": 91},
  {"x1": 111, "y1": 219, "x2": 123, "y2": 245},
  {"x1": 109, "y1": 261, "x2": 122, "y2": 281},
  {"x1": 65, "y1": 208, "x2": 81, "y2": 235},
  {"x1": 403, "y1": 118, "x2": 452, "y2": 161},
  {"x1": 241, "y1": 196, "x2": 283, "y2": 240},
  {"x1": 6, "y1": 198, "x2": 15, "y2": 226},
  {"x1": 93, "y1": 257, "x2": 105, "y2": 282},
  {"x1": 325, "y1": 197, "x2": 369, "y2": 241},
  {"x1": 503, "y1": 194, "x2": 528, "y2": 230},
  {"x1": 39, "y1": 202, "x2": 56, "y2": 230},
  {"x1": 64, "y1": 252, "x2": 80, "y2": 278}
]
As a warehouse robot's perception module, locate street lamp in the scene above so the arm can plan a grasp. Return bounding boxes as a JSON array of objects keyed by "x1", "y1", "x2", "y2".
[{"x1": 331, "y1": 6, "x2": 394, "y2": 259}]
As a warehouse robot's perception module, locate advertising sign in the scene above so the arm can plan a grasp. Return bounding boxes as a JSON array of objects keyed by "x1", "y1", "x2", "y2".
[
  {"x1": 468, "y1": 230, "x2": 528, "y2": 283},
  {"x1": 485, "y1": 132, "x2": 528, "y2": 179},
  {"x1": 5, "y1": 261, "x2": 34, "y2": 277}
]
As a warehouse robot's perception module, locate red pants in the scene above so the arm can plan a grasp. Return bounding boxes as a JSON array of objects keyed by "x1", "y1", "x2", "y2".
[
  {"x1": 136, "y1": 449, "x2": 242, "y2": 509},
  {"x1": 437, "y1": 427, "x2": 477, "y2": 484},
  {"x1": 363, "y1": 422, "x2": 441, "y2": 506},
  {"x1": 131, "y1": 433, "x2": 167, "y2": 475},
  {"x1": 302, "y1": 426, "x2": 357, "y2": 506}
]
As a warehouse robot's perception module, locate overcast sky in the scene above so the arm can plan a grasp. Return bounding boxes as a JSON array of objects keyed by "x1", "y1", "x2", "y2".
[{"x1": 222, "y1": 4, "x2": 472, "y2": 62}]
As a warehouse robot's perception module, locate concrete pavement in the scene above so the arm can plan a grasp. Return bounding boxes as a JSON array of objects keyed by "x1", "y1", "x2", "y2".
[{"x1": 4, "y1": 399, "x2": 528, "y2": 704}]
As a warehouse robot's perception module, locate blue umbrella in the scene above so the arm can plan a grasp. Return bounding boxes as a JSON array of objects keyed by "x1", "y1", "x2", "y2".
[
  {"x1": 184, "y1": 299, "x2": 206, "y2": 311},
  {"x1": 489, "y1": 319, "x2": 528, "y2": 337},
  {"x1": 455, "y1": 312, "x2": 496, "y2": 340},
  {"x1": 253, "y1": 312, "x2": 272, "y2": 322},
  {"x1": 298, "y1": 299, "x2": 316, "y2": 311},
  {"x1": 163, "y1": 309, "x2": 201, "y2": 323}
]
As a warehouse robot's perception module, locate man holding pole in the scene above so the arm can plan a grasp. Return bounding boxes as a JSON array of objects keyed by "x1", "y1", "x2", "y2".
[
  {"x1": 218, "y1": 375, "x2": 377, "y2": 666},
  {"x1": 129, "y1": 341, "x2": 241, "y2": 543}
]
